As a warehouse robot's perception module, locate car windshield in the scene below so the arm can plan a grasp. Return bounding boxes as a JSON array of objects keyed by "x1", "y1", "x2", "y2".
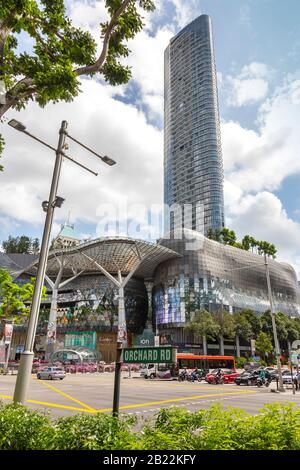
[{"x1": 53, "y1": 368, "x2": 63, "y2": 371}]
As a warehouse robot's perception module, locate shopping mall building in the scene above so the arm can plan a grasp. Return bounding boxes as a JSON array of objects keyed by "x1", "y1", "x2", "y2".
[{"x1": 1, "y1": 227, "x2": 300, "y2": 361}]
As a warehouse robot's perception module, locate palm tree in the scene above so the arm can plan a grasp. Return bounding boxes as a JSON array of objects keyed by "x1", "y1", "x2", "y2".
[
  {"x1": 242, "y1": 235, "x2": 251, "y2": 251},
  {"x1": 185, "y1": 309, "x2": 219, "y2": 355}
]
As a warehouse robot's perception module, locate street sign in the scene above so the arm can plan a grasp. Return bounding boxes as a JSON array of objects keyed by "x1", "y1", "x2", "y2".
[
  {"x1": 122, "y1": 346, "x2": 177, "y2": 364},
  {"x1": 291, "y1": 352, "x2": 299, "y2": 365}
]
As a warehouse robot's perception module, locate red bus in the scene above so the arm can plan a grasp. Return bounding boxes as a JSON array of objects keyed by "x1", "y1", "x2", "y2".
[
  {"x1": 154, "y1": 354, "x2": 236, "y2": 379},
  {"x1": 176, "y1": 354, "x2": 236, "y2": 372}
]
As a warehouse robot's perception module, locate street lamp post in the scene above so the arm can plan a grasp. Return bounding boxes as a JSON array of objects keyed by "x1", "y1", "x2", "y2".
[
  {"x1": 13, "y1": 120, "x2": 68, "y2": 404},
  {"x1": 8, "y1": 118, "x2": 116, "y2": 405},
  {"x1": 225, "y1": 256, "x2": 285, "y2": 392},
  {"x1": 264, "y1": 254, "x2": 285, "y2": 392}
]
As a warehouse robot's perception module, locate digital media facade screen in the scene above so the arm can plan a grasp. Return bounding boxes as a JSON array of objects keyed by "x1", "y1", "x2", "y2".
[{"x1": 64, "y1": 331, "x2": 97, "y2": 350}]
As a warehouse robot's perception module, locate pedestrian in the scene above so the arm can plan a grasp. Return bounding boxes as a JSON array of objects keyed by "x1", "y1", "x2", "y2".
[{"x1": 296, "y1": 370, "x2": 300, "y2": 391}]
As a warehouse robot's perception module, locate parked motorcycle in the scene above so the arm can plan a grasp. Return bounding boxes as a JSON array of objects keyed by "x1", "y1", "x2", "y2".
[
  {"x1": 256, "y1": 376, "x2": 272, "y2": 387},
  {"x1": 178, "y1": 370, "x2": 190, "y2": 382}
]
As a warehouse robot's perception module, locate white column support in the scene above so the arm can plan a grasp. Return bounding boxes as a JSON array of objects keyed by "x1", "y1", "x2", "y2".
[
  {"x1": 45, "y1": 261, "x2": 85, "y2": 360},
  {"x1": 81, "y1": 252, "x2": 120, "y2": 287}
]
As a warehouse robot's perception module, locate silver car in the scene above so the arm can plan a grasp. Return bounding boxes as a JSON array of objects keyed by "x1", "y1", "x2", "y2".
[{"x1": 37, "y1": 366, "x2": 66, "y2": 380}]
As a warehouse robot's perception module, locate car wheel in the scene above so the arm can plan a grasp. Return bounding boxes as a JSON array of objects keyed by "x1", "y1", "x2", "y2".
[
  {"x1": 48, "y1": 375, "x2": 53, "y2": 380},
  {"x1": 37, "y1": 374, "x2": 41, "y2": 380},
  {"x1": 150, "y1": 373, "x2": 155, "y2": 380},
  {"x1": 60, "y1": 378, "x2": 63, "y2": 380}
]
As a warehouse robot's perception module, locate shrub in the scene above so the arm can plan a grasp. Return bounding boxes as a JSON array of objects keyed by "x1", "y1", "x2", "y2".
[
  {"x1": 140, "y1": 407, "x2": 202, "y2": 450},
  {"x1": 53, "y1": 413, "x2": 139, "y2": 450},
  {"x1": 235, "y1": 357, "x2": 248, "y2": 369},
  {"x1": 1, "y1": 401, "x2": 300, "y2": 450},
  {"x1": 246, "y1": 403, "x2": 300, "y2": 450},
  {"x1": 0, "y1": 402, "x2": 55, "y2": 450}
]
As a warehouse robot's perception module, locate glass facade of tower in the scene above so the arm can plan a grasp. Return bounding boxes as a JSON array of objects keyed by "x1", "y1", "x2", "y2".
[{"x1": 164, "y1": 15, "x2": 224, "y2": 234}]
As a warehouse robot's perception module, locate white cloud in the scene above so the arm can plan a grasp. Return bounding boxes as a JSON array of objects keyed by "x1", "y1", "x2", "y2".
[
  {"x1": 222, "y1": 76, "x2": 300, "y2": 193},
  {"x1": 225, "y1": 62, "x2": 272, "y2": 107},
  {"x1": 222, "y1": 75, "x2": 300, "y2": 275},
  {"x1": 1, "y1": 79, "x2": 163, "y2": 234},
  {"x1": 226, "y1": 191, "x2": 300, "y2": 276},
  {"x1": 170, "y1": 0, "x2": 201, "y2": 29},
  {"x1": 126, "y1": 27, "x2": 173, "y2": 120}
]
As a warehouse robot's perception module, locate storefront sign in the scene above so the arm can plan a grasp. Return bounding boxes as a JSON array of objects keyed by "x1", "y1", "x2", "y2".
[
  {"x1": 133, "y1": 329, "x2": 155, "y2": 347},
  {"x1": 64, "y1": 332, "x2": 96, "y2": 349}
]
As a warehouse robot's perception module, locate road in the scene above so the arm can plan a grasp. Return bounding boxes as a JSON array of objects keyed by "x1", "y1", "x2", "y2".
[{"x1": 1, "y1": 372, "x2": 300, "y2": 419}]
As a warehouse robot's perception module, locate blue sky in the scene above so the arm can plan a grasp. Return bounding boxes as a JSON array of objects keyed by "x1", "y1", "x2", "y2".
[{"x1": 1, "y1": 0, "x2": 300, "y2": 274}]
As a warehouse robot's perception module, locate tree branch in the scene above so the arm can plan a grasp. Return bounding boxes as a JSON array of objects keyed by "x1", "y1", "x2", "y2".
[
  {"x1": 75, "y1": 0, "x2": 132, "y2": 76},
  {"x1": 0, "y1": 77, "x2": 35, "y2": 118}
]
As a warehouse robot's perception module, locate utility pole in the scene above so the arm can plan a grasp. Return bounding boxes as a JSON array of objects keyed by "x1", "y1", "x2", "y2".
[
  {"x1": 264, "y1": 254, "x2": 285, "y2": 392},
  {"x1": 13, "y1": 121, "x2": 68, "y2": 404}
]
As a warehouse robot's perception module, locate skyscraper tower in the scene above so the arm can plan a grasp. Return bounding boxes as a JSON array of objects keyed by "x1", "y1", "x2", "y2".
[{"x1": 164, "y1": 14, "x2": 225, "y2": 235}]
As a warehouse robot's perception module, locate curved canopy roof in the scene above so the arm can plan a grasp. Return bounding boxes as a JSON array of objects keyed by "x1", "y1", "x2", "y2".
[{"x1": 25, "y1": 236, "x2": 181, "y2": 280}]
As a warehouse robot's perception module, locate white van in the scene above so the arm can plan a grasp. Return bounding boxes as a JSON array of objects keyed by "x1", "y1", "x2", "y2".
[
  {"x1": 140, "y1": 363, "x2": 175, "y2": 380},
  {"x1": 140, "y1": 363, "x2": 157, "y2": 379}
]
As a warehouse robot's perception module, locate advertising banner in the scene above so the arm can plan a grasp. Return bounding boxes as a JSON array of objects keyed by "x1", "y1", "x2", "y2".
[{"x1": 3, "y1": 322, "x2": 13, "y2": 345}]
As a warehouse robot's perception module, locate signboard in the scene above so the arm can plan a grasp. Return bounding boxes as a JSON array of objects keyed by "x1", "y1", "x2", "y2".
[
  {"x1": 122, "y1": 347, "x2": 177, "y2": 364},
  {"x1": 291, "y1": 353, "x2": 299, "y2": 365},
  {"x1": 64, "y1": 332, "x2": 96, "y2": 350},
  {"x1": 3, "y1": 322, "x2": 13, "y2": 345},
  {"x1": 133, "y1": 329, "x2": 155, "y2": 347},
  {"x1": 0, "y1": 342, "x2": 5, "y2": 363}
]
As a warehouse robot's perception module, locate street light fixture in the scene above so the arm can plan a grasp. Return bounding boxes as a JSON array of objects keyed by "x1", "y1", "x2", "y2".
[
  {"x1": 66, "y1": 133, "x2": 116, "y2": 166},
  {"x1": 8, "y1": 119, "x2": 26, "y2": 132},
  {"x1": 8, "y1": 118, "x2": 116, "y2": 405}
]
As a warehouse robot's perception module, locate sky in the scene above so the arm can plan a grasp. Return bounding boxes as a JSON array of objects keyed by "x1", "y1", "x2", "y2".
[{"x1": 1, "y1": 0, "x2": 300, "y2": 275}]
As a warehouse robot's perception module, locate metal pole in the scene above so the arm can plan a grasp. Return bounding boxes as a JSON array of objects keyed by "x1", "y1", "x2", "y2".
[
  {"x1": 290, "y1": 361, "x2": 296, "y2": 395},
  {"x1": 112, "y1": 340, "x2": 122, "y2": 416},
  {"x1": 112, "y1": 283, "x2": 126, "y2": 415},
  {"x1": 264, "y1": 254, "x2": 285, "y2": 392},
  {"x1": 13, "y1": 121, "x2": 67, "y2": 405}
]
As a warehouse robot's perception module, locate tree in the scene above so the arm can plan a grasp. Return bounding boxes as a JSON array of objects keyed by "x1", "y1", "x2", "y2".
[
  {"x1": 255, "y1": 332, "x2": 273, "y2": 363},
  {"x1": 207, "y1": 228, "x2": 222, "y2": 242},
  {"x1": 261, "y1": 310, "x2": 289, "y2": 345},
  {"x1": 233, "y1": 312, "x2": 253, "y2": 357},
  {"x1": 0, "y1": 268, "x2": 47, "y2": 322},
  {"x1": 213, "y1": 310, "x2": 235, "y2": 355},
  {"x1": 31, "y1": 238, "x2": 40, "y2": 254},
  {"x1": 185, "y1": 309, "x2": 219, "y2": 355},
  {"x1": 2, "y1": 235, "x2": 40, "y2": 253},
  {"x1": 220, "y1": 228, "x2": 237, "y2": 246},
  {"x1": 242, "y1": 235, "x2": 251, "y2": 251},
  {"x1": 0, "y1": 0, "x2": 156, "y2": 169},
  {"x1": 239, "y1": 309, "x2": 261, "y2": 337}
]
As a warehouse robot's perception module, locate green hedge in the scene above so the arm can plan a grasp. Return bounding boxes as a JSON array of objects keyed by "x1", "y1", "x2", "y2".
[{"x1": 1, "y1": 402, "x2": 300, "y2": 450}]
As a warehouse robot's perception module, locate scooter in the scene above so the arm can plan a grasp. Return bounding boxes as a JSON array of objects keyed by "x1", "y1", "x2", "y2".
[{"x1": 256, "y1": 376, "x2": 272, "y2": 387}]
